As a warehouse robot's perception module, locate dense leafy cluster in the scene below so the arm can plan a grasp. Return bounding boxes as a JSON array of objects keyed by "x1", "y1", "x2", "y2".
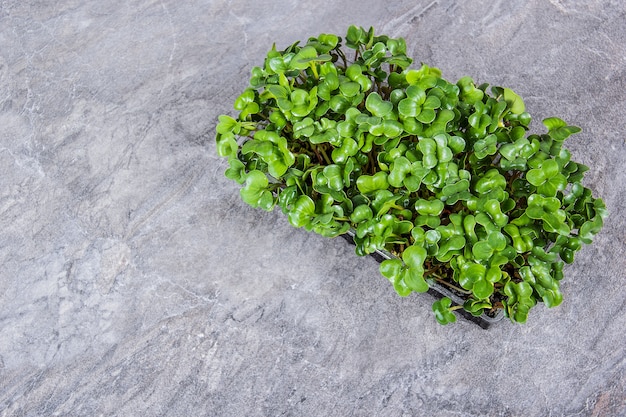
[{"x1": 216, "y1": 26, "x2": 607, "y2": 325}]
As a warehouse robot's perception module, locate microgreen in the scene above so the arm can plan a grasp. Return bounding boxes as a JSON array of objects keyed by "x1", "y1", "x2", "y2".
[{"x1": 216, "y1": 26, "x2": 607, "y2": 325}]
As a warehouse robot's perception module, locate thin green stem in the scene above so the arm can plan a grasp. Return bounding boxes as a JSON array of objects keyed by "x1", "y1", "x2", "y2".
[
  {"x1": 432, "y1": 276, "x2": 472, "y2": 295},
  {"x1": 336, "y1": 48, "x2": 348, "y2": 68},
  {"x1": 367, "y1": 152, "x2": 377, "y2": 174},
  {"x1": 309, "y1": 63, "x2": 319, "y2": 80},
  {"x1": 333, "y1": 216, "x2": 350, "y2": 221},
  {"x1": 318, "y1": 145, "x2": 332, "y2": 165}
]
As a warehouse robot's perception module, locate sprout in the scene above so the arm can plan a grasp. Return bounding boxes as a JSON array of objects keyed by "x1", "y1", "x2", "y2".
[{"x1": 216, "y1": 25, "x2": 607, "y2": 325}]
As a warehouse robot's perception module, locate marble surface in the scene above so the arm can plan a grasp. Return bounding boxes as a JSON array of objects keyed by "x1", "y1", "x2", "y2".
[{"x1": 1, "y1": 1, "x2": 625, "y2": 416}]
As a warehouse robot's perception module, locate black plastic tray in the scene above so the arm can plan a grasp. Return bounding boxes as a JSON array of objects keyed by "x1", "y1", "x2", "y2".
[{"x1": 340, "y1": 232, "x2": 505, "y2": 329}]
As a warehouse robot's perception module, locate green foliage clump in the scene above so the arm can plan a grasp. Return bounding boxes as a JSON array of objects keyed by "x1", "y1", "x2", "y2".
[{"x1": 216, "y1": 25, "x2": 607, "y2": 325}]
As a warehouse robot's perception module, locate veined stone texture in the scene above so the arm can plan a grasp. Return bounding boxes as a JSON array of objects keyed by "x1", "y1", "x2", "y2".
[{"x1": 0, "y1": 1, "x2": 625, "y2": 416}]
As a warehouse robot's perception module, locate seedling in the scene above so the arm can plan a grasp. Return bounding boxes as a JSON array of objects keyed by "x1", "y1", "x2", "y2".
[{"x1": 216, "y1": 26, "x2": 607, "y2": 325}]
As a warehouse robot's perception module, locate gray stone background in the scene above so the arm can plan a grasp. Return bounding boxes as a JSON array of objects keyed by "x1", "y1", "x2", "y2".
[{"x1": 1, "y1": 1, "x2": 625, "y2": 416}]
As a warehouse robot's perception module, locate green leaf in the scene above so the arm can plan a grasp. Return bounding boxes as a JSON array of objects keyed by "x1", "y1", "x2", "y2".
[
  {"x1": 502, "y1": 87, "x2": 525, "y2": 114},
  {"x1": 463, "y1": 298, "x2": 492, "y2": 317},
  {"x1": 525, "y1": 194, "x2": 569, "y2": 235},
  {"x1": 308, "y1": 34, "x2": 339, "y2": 54},
  {"x1": 459, "y1": 262, "x2": 486, "y2": 289},
  {"x1": 288, "y1": 195, "x2": 316, "y2": 227},
  {"x1": 542, "y1": 117, "x2": 567, "y2": 130},
  {"x1": 339, "y1": 81, "x2": 361, "y2": 97},
  {"x1": 225, "y1": 158, "x2": 246, "y2": 184},
  {"x1": 365, "y1": 92, "x2": 393, "y2": 117},
  {"x1": 318, "y1": 33, "x2": 339, "y2": 48},
  {"x1": 522, "y1": 263, "x2": 563, "y2": 308},
  {"x1": 234, "y1": 88, "x2": 258, "y2": 112},
  {"x1": 277, "y1": 185, "x2": 299, "y2": 214},
  {"x1": 321, "y1": 164, "x2": 344, "y2": 191},
  {"x1": 343, "y1": 157, "x2": 355, "y2": 186},
  {"x1": 457, "y1": 76, "x2": 484, "y2": 104},
  {"x1": 240, "y1": 170, "x2": 274, "y2": 210},
  {"x1": 345, "y1": 63, "x2": 363, "y2": 80},
  {"x1": 526, "y1": 168, "x2": 546, "y2": 187},
  {"x1": 486, "y1": 266, "x2": 502, "y2": 283},
  {"x1": 418, "y1": 138, "x2": 438, "y2": 169},
  {"x1": 242, "y1": 131, "x2": 295, "y2": 178},
  {"x1": 268, "y1": 84, "x2": 289, "y2": 100},
  {"x1": 503, "y1": 281, "x2": 535, "y2": 323},
  {"x1": 473, "y1": 134, "x2": 497, "y2": 159},
  {"x1": 380, "y1": 258, "x2": 403, "y2": 280},
  {"x1": 482, "y1": 199, "x2": 509, "y2": 228},
  {"x1": 381, "y1": 119, "x2": 403, "y2": 138},
  {"x1": 436, "y1": 235, "x2": 466, "y2": 262},
  {"x1": 403, "y1": 266, "x2": 429, "y2": 292},
  {"x1": 472, "y1": 241, "x2": 493, "y2": 260},
  {"x1": 402, "y1": 245, "x2": 427, "y2": 270},
  {"x1": 406, "y1": 84, "x2": 427, "y2": 102},
  {"x1": 416, "y1": 108, "x2": 436, "y2": 124},
  {"x1": 405, "y1": 64, "x2": 441, "y2": 84},
  {"x1": 398, "y1": 98, "x2": 419, "y2": 118},
  {"x1": 579, "y1": 215, "x2": 605, "y2": 244},
  {"x1": 432, "y1": 297, "x2": 457, "y2": 325},
  {"x1": 388, "y1": 156, "x2": 411, "y2": 188},
  {"x1": 290, "y1": 45, "x2": 318, "y2": 70},
  {"x1": 474, "y1": 169, "x2": 506, "y2": 194},
  {"x1": 356, "y1": 172, "x2": 389, "y2": 194},
  {"x1": 448, "y1": 135, "x2": 466, "y2": 154},
  {"x1": 249, "y1": 66, "x2": 266, "y2": 88},
  {"x1": 293, "y1": 117, "x2": 315, "y2": 138},
  {"x1": 543, "y1": 117, "x2": 582, "y2": 141},
  {"x1": 216, "y1": 132, "x2": 238, "y2": 158},
  {"x1": 442, "y1": 178, "x2": 469, "y2": 198},
  {"x1": 415, "y1": 198, "x2": 444, "y2": 216},
  {"x1": 331, "y1": 137, "x2": 359, "y2": 164},
  {"x1": 329, "y1": 95, "x2": 351, "y2": 114},
  {"x1": 290, "y1": 87, "x2": 318, "y2": 117},
  {"x1": 473, "y1": 278, "x2": 494, "y2": 299},
  {"x1": 398, "y1": 85, "x2": 426, "y2": 118},
  {"x1": 216, "y1": 115, "x2": 240, "y2": 135},
  {"x1": 350, "y1": 204, "x2": 373, "y2": 223},
  {"x1": 423, "y1": 95, "x2": 441, "y2": 109},
  {"x1": 346, "y1": 25, "x2": 367, "y2": 49},
  {"x1": 379, "y1": 257, "x2": 414, "y2": 297},
  {"x1": 267, "y1": 56, "x2": 289, "y2": 74}
]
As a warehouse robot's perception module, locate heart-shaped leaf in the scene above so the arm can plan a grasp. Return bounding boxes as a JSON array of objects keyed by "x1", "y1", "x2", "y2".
[
  {"x1": 288, "y1": 195, "x2": 316, "y2": 227},
  {"x1": 473, "y1": 134, "x2": 498, "y2": 159},
  {"x1": 225, "y1": 158, "x2": 247, "y2": 184},
  {"x1": 350, "y1": 204, "x2": 373, "y2": 224},
  {"x1": 432, "y1": 297, "x2": 457, "y2": 325},
  {"x1": 356, "y1": 172, "x2": 389, "y2": 194},
  {"x1": 403, "y1": 266, "x2": 429, "y2": 292},
  {"x1": 502, "y1": 87, "x2": 525, "y2": 114},
  {"x1": 503, "y1": 281, "x2": 535, "y2": 323},
  {"x1": 543, "y1": 117, "x2": 581, "y2": 141},
  {"x1": 240, "y1": 170, "x2": 274, "y2": 210},
  {"x1": 365, "y1": 92, "x2": 393, "y2": 117}
]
